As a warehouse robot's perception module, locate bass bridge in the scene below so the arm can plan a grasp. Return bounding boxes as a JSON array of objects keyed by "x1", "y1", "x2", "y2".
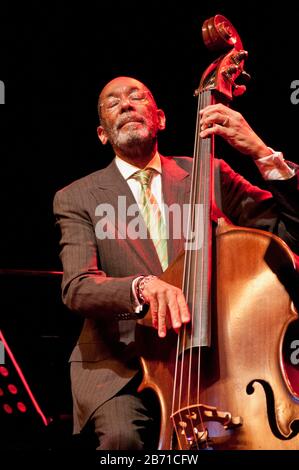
[{"x1": 171, "y1": 404, "x2": 242, "y2": 450}]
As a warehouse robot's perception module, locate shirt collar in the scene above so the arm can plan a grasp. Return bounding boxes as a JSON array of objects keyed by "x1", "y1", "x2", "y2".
[{"x1": 115, "y1": 152, "x2": 162, "y2": 180}]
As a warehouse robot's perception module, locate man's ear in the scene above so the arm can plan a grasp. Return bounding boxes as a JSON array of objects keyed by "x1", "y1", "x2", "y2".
[
  {"x1": 157, "y1": 109, "x2": 166, "y2": 131},
  {"x1": 97, "y1": 125, "x2": 108, "y2": 145}
]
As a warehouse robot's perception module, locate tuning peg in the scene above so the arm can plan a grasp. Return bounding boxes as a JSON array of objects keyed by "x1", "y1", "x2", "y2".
[
  {"x1": 222, "y1": 65, "x2": 239, "y2": 80},
  {"x1": 231, "y1": 50, "x2": 248, "y2": 65},
  {"x1": 233, "y1": 84, "x2": 247, "y2": 96},
  {"x1": 241, "y1": 71, "x2": 251, "y2": 82}
]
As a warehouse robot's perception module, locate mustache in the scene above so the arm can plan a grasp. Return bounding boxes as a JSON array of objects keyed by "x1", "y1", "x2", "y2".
[{"x1": 117, "y1": 113, "x2": 145, "y2": 129}]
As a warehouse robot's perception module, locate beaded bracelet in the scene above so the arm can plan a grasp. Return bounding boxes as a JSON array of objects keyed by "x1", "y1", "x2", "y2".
[{"x1": 137, "y1": 275, "x2": 157, "y2": 303}]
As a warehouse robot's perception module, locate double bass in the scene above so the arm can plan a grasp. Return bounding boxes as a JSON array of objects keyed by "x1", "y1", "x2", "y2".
[{"x1": 136, "y1": 14, "x2": 299, "y2": 450}]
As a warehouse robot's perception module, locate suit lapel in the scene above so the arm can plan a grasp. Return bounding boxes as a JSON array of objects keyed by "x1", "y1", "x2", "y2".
[
  {"x1": 160, "y1": 156, "x2": 191, "y2": 264},
  {"x1": 90, "y1": 160, "x2": 163, "y2": 274},
  {"x1": 91, "y1": 157, "x2": 191, "y2": 274}
]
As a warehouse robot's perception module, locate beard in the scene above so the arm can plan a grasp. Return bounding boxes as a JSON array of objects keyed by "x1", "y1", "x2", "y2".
[
  {"x1": 105, "y1": 120, "x2": 157, "y2": 152},
  {"x1": 116, "y1": 124, "x2": 152, "y2": 147}
]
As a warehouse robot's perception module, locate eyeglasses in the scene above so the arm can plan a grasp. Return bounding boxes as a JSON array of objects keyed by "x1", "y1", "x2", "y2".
[{"x1": 99, "y1": 90, "x2": 151, "y2": 112}]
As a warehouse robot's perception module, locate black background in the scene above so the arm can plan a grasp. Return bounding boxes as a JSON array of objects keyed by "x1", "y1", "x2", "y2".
[
  {"x1": 1, "y1": 0, "x2": 298, "y2": 270},
  {"x1": 0, "y1": 0, "x2": 298, "y2": 448}
]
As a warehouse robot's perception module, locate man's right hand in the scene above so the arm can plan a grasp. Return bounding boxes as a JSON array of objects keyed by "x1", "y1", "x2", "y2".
[{"x1": 141, "y1": 277, "x2": 190, "y2": 338}]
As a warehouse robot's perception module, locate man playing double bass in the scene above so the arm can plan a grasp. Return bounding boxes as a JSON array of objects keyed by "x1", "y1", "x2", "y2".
[{"x1": 53, "y1": 76, "x2": 299, "y2": 450}]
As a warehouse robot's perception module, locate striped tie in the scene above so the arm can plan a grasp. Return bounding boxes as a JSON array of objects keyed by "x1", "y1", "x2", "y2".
[{"x1": 132, "y1": 168, "x2": 168, "y2": 271}]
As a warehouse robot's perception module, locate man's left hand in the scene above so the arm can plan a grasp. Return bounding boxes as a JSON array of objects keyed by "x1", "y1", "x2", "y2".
[{"x1": 199, "y1": 103, "x2": 271, "y2": 160}]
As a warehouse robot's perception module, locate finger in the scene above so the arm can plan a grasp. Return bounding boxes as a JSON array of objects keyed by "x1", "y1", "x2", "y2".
[
  {"x1": 200, "y1": 123, "x2": 228, "y2": 139},
  {"x1": 167, "y1": 294, "x2": 182, "y2": 331},
  {"x1": 200, "y1": 112, "x2": 227, "y2": 130},
  {"x1": 149, "y1": 294, "x2": 158, "y2": 313},
  {"x1": 176, "y1": 292, "x2": 190, "y2": 323},
  {"x1": 199, "y1": 103, "x2": 228, "y2": 116},
  {"x1": 157, "y1": 294, "x2": 167, "y2": 338},
  {"x1": 148, "y1": 295, "x2": 158, "y2": 329}
]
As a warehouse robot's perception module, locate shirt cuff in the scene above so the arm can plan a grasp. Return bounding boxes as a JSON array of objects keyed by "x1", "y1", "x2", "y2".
[
  {"x1": 131, "y1": 276, "x2": 145, "y2": 314},
  {"x1": 254, "y1": 149, "x2": 295, "y2": 180}
]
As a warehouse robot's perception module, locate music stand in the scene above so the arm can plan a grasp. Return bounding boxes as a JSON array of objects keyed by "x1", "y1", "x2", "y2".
[{"x1": 0, "y1": 329, "x2": 49, "y2": 450}]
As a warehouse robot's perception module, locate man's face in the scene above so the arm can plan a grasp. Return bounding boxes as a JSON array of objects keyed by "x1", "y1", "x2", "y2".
[{"x1": 97, "y1": 77, "x2": 165, "y2": 151}]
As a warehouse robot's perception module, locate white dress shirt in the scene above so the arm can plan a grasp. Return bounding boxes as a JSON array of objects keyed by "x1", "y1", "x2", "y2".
[{"x1": 115, "y1": 151, "x2": 165, "y2": 218}]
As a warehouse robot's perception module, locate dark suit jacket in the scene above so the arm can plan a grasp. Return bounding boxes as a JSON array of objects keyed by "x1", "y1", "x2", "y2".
[{"x1": 53, "y1": 155, "x2": 299, "y2": 432}]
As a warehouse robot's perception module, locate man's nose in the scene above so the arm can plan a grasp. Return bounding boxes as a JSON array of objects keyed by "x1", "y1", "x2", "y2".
[{"x1": 119, "y1": 96, "x2": 134, "y2": 111}]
